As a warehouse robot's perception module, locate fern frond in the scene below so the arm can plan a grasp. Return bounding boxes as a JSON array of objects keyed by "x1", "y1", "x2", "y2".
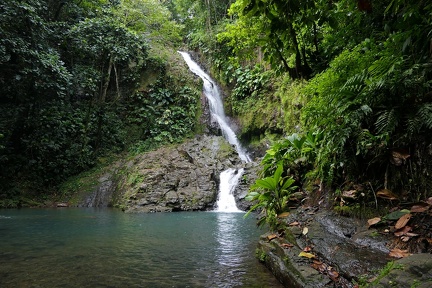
[
  {"x1": 406, "y1": 116, "x2": 421, "y2": 135},
  {"x1": 417, "y1": 103, "x2": 432, "y2": 129},
  {"x1": 368, "y1": 56, "x2": 400, "y2": 79},
  {"x1": 375, "y1": 109, "x2": 399, "y2": 133},
  {"x1": 339, "y1": 72, "x2": 367, "y2": 100}
]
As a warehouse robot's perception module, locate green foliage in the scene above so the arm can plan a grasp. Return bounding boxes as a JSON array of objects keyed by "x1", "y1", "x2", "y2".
[
  {"x1": 245, "y1": 162, "x2": 297, "y2": 230},
  {"x1": 302, "y1": 18, "x2": 432, "y2": 192},
  {"x1": 360, "y1": 261, "x2": 404, "y2": 287},
  {"x1": 260, "y1": 131, "x2": 322, "y2": 186},
  {"x1": 228, "y1": 0, "x2": 432, "y2": 210},
  {"x1": 228, "y1": 65, "x2": 272, "y2": 114},
  {"x1": 255, "y1": 248, "x2": 267, "y2": 262},
  {"x1": 0, "y1": 0, "x2": 200, "y2": 203},
  {"x1": 114, "y1": 0, "x2": 182, "y2": 45}
]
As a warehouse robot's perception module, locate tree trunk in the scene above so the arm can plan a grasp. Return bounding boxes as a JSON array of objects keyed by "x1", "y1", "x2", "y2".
[
  {"x1": 100, "y1": 55, "x2": 113, "y2": 103},
  {"x1": 113, "y1": 64, "x2": 121, "y2": 101},
  {"x1": 288, "y1": 22, "x2": 302, "y2": 78},
  {"x1": 313, "y1": 22, "x2": 319, "y2": 53}
]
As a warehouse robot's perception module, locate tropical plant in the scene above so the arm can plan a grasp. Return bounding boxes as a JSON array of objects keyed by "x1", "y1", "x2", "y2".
[{"x1": 245, "y1": 162, "x2": 297, "y2": 229}]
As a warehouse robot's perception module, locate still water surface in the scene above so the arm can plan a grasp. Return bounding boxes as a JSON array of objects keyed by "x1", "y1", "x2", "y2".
[{"x1": 0, "y1": 208, "x2": 284, "y2": 288}]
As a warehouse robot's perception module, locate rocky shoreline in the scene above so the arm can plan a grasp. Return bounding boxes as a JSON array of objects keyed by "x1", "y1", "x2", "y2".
[{"x1": 256, "y1": 207, "x2": 432, "y2": 287}]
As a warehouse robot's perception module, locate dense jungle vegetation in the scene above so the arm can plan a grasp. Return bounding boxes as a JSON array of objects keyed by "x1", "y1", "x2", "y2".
[
  {"x1": 1, "y1": 0, "x2": 432, "y2": 219},
  {"x1": 0, "y1": 0, "x2": 202, "y2": 207},
  {"x1": 178, "y1": 0, "x2": 432, "y2": 227}
]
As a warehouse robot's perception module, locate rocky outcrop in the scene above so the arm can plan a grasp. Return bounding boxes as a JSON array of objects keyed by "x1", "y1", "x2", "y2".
[
  {"x1": 376, "y1": 253, "x2": 432, "y2": 288},
  {"x1": 234, "y1": 161, "x2": 261, "y2": 211},
  {"x1": 256, "y1": 207, "x2": 432, "y2": 287},
  {"x1": 257, "y1": 209, "x2": 394, "y2": 287},
  {"x1": 80, "y1": 135, "x2": 258, "y2": 212},
  {"x1": 80, "y1": 173, "x2": 117, "y2": 208}
]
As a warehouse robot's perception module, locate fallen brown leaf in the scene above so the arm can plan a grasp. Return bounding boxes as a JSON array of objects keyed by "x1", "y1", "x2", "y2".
[
  {"x1": 391, "y1": 149, "x2": 410, "y2": 166},
  {"x1": 342, "y1": 190, "x2": 357, "y2": 199},
  {"x1": 410, "y1": 202, "x2": 430, "y2": 213},
  {"x1": 327, "y1": 269, "x2": 339, "y2": 281},
  {"x1": 289, "y1": 221, "x2": 300, "y2": 226},
  {"x1": 267, "y1": 234, "x2": 278, "y2": 241},
  {"x1": 394, "y1": 226, "x2": 412, "y2": 237},
  {"x1": 401, "y1": 236, "x2": 411, "y2": 242},
  {"x1": 427, "y1": 197, "x2": 432, "y2": 206},
  {"x1": 303, "y1": 246, "x2": 313, "y2": 252},
  {"x1": 277, "y1": 212, "x2": 290, "y2": 218},
  {"x1": 376, "y1": 189, "x2": 399, "y2": 200},
  {"x1": 311, "y1": 260, "x2": 327, "y2": 273},
  {"x1": 389, "y1": 248, "x2": 411, "y2": 258},
  {"x1": 367, "y1": 217, "x2": 381, "y2": 227},
  {"x1": 395, "y1": 213, "x2": 412, "y2": 230}
]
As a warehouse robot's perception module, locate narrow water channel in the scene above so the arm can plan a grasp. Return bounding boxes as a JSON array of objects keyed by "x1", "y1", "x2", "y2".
[{"x1": 0, "y1": 208, "x2": 284, "y2": 287}]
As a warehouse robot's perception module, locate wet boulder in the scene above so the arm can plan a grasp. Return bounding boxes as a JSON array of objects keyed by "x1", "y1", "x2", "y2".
[{"x1": 110, "y1": 135, "x2": 244, "y2": 212}]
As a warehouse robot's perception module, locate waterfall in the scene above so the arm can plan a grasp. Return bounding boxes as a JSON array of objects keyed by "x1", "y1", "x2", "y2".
[
  {"x1": 179, "y1": 51, "x2": 249, "y2": 212},
  {"x1": 215, "y1": 168, "x2": 244, "y2": 213},
  {"x1": 178, "y1": 52, "x2": 251, "y2": 163}
]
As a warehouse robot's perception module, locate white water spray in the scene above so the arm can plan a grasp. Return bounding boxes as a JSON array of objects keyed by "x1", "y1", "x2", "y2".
[
  {"x1": 178, "y1": 52, "x2": 250, "y2": 212},
  {"x1": 178, "y1": 52, "x2": 251, "y2": 163},
  {"x1": 215, "y1": 168, "x2": 244, "y2": 213}
]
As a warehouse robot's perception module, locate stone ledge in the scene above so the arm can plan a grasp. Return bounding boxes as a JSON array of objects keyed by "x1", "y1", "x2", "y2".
[{"x1": 256, "y1": 209, "x2": 432, "y2": 287}]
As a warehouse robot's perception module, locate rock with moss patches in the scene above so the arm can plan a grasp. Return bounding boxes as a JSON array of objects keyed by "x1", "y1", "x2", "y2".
[
  {"x1": 110, "y1": 134, "x2": 247, "y2": 212},
  {"x1": 375, "y1": 254, "x2": 432, "y2": 288}
]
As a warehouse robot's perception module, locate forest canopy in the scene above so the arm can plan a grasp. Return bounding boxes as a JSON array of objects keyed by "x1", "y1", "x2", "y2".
[{"x1": 1, "y1": 0, "x2": 431, "y2": 212}]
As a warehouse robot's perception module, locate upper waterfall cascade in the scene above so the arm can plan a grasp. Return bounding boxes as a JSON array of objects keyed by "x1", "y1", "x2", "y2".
[
  {"x1": 178, "y1": 51, "x2": 251, "y2": 163},
  {"x1": 179, "y1": 51, "x2": 249, "y2": 213}
]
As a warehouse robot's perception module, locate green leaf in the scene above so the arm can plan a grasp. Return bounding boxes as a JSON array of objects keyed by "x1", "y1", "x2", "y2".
[
  {"x1": 273, "y1": 162, "x2": 284, "y2": 183},
  {"x1": 280, "y1": 177, "x2": 296, "y2": 192},
  {"x1": 384, "y1": 209, "x2": 410, "y2": 221},
  {"x1": 253, "y1": 178, "x2": 277, "y2": 191}
]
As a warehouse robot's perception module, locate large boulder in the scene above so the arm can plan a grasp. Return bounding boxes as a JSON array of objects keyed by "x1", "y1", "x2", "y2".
[{"x1": 108, "y1": 135, "x2": 247, "y2": 212}]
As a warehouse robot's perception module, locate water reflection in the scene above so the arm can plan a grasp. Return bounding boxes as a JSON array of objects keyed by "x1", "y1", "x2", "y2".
[
  {"x1": 0, "y1": 209, "x2": 283, "y2": 288},
  {"x1": 212, "y1": 212, "x2": 247, "y2": 287}
]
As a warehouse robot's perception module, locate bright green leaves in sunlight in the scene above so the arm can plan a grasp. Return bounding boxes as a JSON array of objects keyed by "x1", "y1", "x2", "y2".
[
  {"x1": 219, "y1": 0, "x2": 337, "y2": 77},
  {"x1": 113, "y1": 0, "x2": 182, "y2": 45}
]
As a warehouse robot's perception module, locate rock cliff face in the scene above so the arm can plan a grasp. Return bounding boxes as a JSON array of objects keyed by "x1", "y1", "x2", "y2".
[
  {"x1": 82, "y1": 135, "x2": 259, "y2": 212},
  {"x1": 119, "y1": 135, "x2": 240, "y2": 212}
]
